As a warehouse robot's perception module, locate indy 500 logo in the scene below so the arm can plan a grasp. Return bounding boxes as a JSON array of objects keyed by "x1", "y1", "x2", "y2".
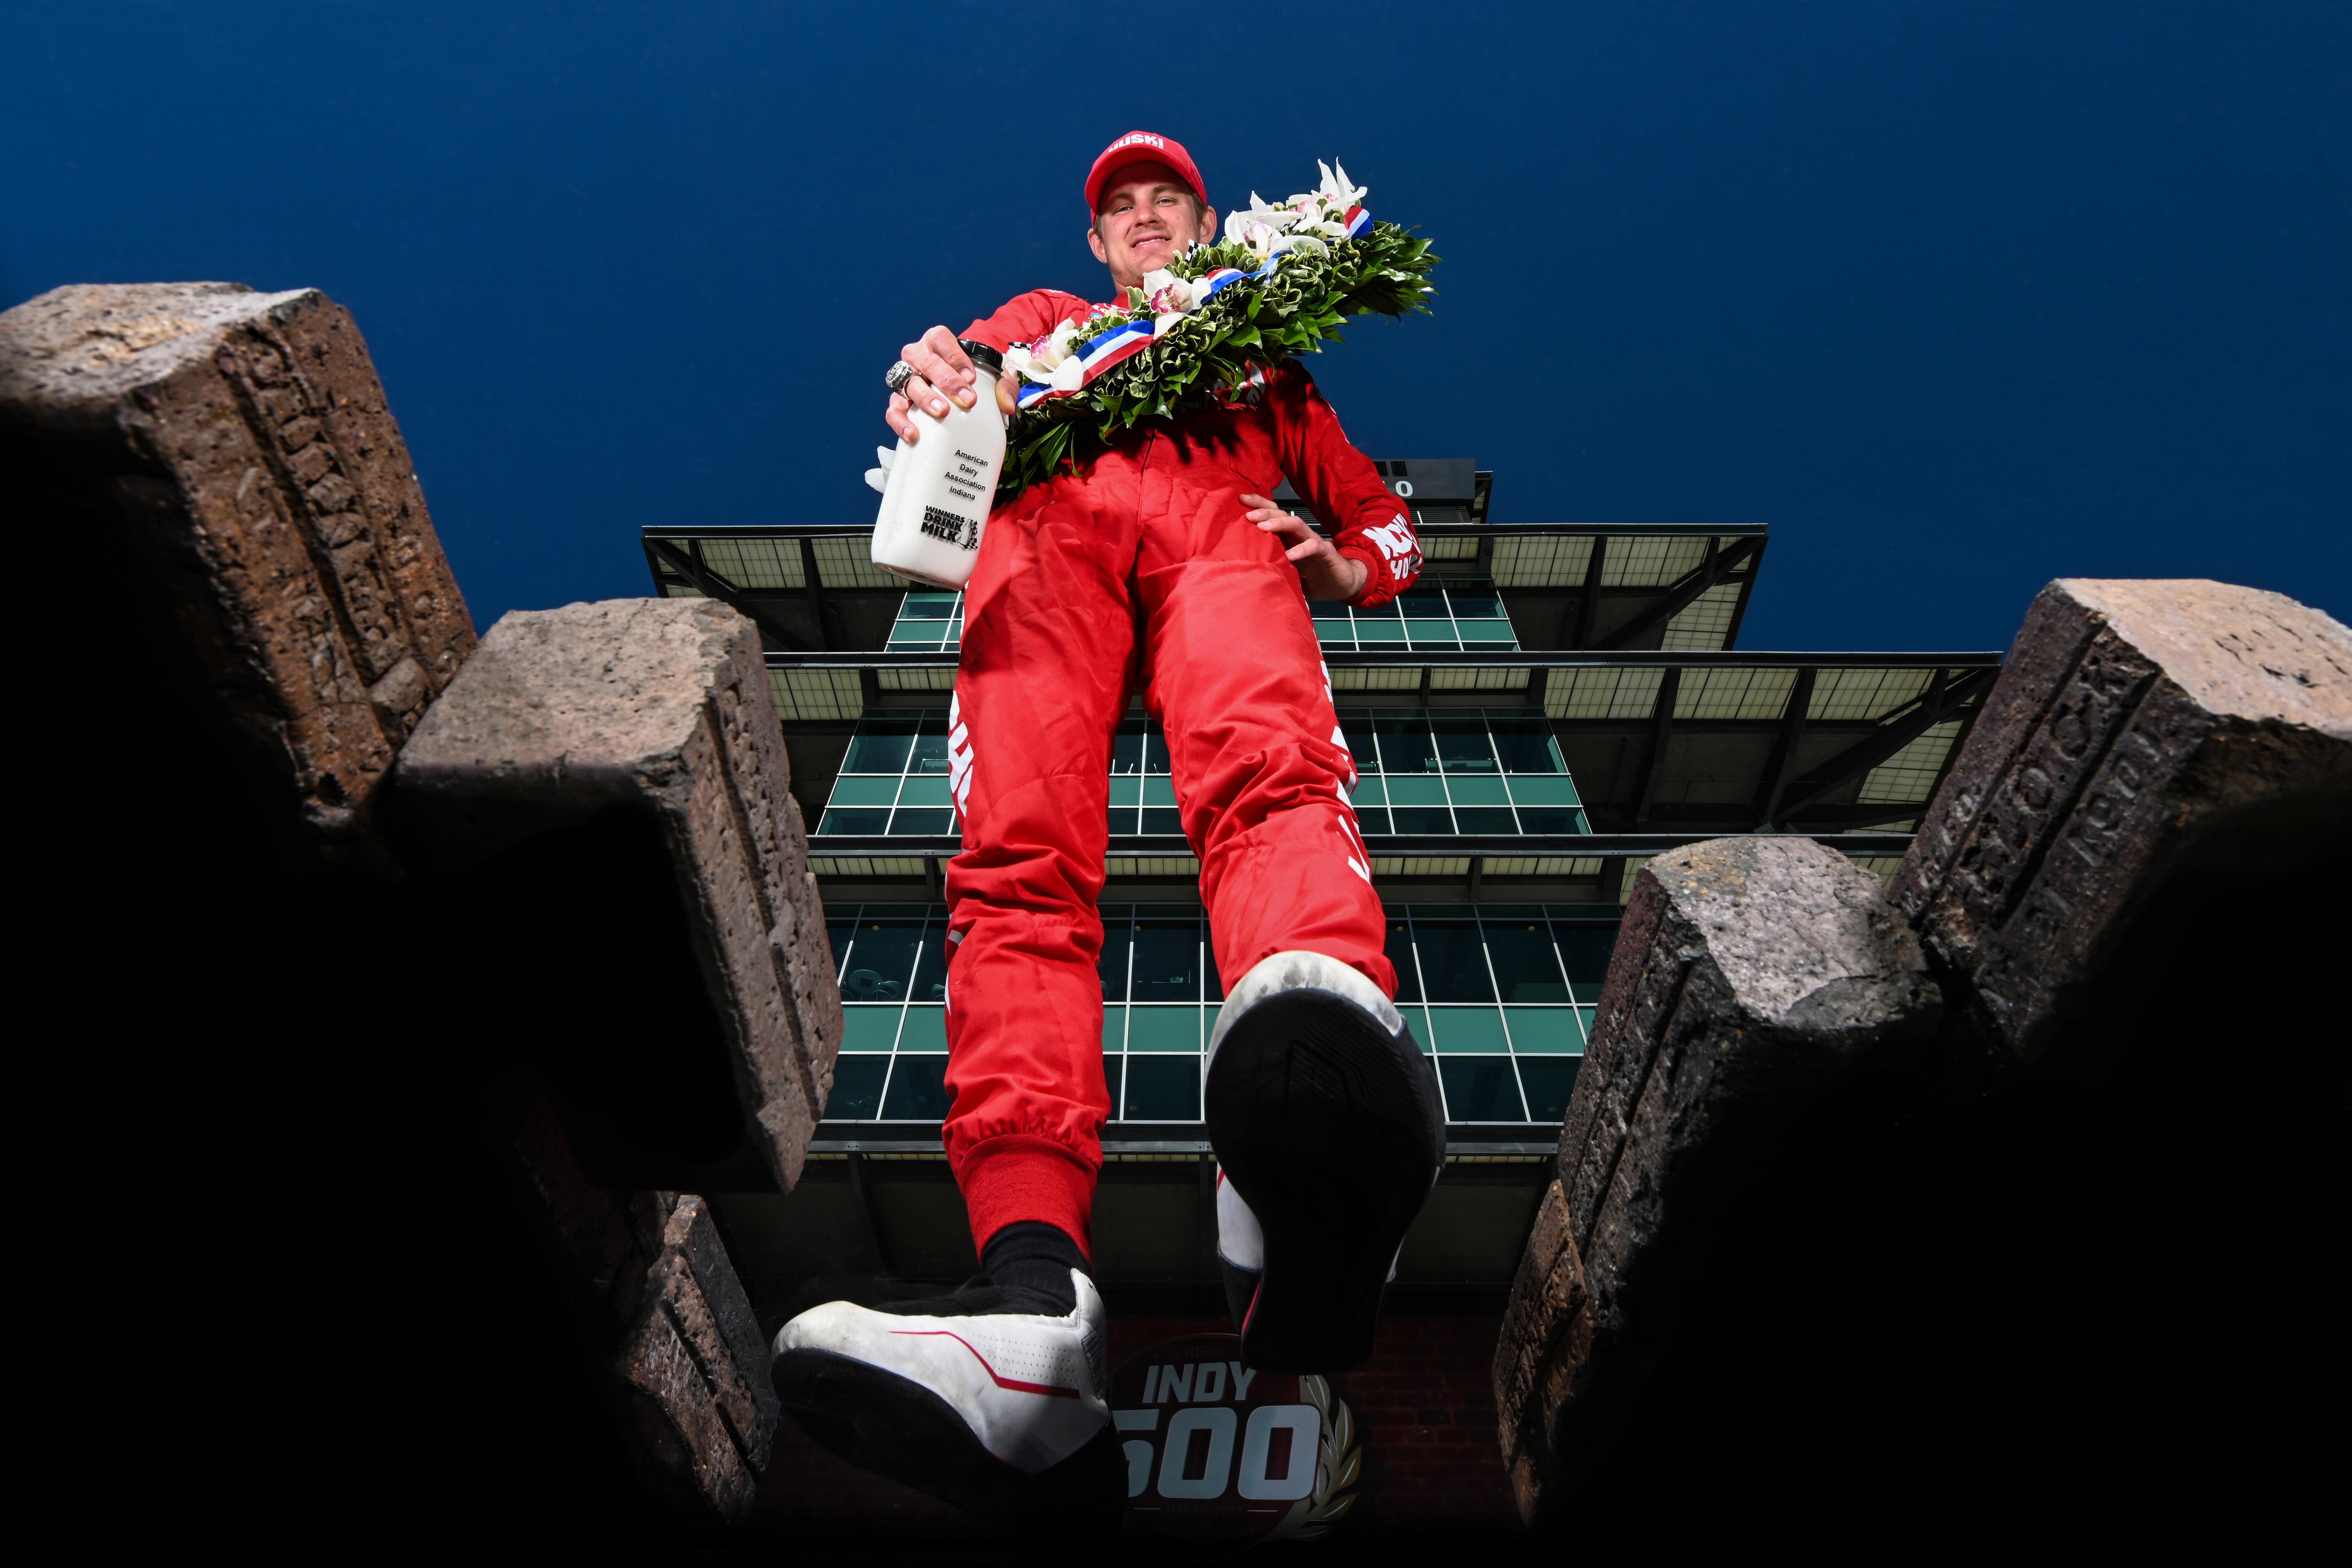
[{"x1": 1112, "y1": 1332, "x2": 1361, "y2": 1544}]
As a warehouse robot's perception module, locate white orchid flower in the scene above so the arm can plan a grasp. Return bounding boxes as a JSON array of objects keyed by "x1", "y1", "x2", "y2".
[
  {"x1": 1140, "y1": 267, "x2": 1201, "y2": 317},
  {"x1": 1224, "y1": 191, "x2": 1299, "y2": 247},
  {"x1": 1320, "y1": 159, "x2": 1368, "y2": 209}
]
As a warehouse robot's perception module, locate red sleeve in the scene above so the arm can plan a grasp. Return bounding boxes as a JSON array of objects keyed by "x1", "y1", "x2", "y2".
[
  {"x1": 961, "y1": 289, "x2": 1092, "y2": 353},
  {"x1": 1265, "y1": 361, "x2": 1422, "y2": 608}
]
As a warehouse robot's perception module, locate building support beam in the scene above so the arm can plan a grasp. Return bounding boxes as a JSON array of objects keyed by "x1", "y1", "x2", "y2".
[
  {"x1": 1756, "y1": 666, "x2": 1819, "y2": 828},
  {"x1": 846, "y1": 1153, "x2": 896, "y2": 1277},
  {"x1": 1766, "y1": 667, "x2": 1999, "y2": 830},
  {"x1": 797, "y1": 536, "x2": 832, "y2": 652},
  {"x1": 1571, "y1": 535, "x2": 1609, "y2": 649},
  {"x1": 1592, "y1": 536, "x2": 1763, "y2": 652},
  {"x1": 1633, "y1": 668, "x2": 1682, "y2": 826},
  {"x1": 645, "y1": 537, "x2": 810, "y2": 653}
]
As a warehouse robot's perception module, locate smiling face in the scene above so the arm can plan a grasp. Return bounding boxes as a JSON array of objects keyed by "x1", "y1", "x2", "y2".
[{"x1": 1087, "y1": 161, "x2": 1219, "y2": 291}]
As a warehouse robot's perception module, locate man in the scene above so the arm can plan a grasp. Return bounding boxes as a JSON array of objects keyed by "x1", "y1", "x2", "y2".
[{"x1": 771, "y1": 132, "x2": 1442, "y2": 1516}]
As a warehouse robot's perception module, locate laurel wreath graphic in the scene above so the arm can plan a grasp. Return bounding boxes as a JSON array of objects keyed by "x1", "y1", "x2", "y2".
[{"x1": 1265, "y1": 1374, "x2": 1362, "y2": 1541}]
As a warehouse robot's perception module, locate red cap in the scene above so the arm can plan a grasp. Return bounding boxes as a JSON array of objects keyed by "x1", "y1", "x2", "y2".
[{"x1": 1084, "y1": 131, "x2": 1207, "y2": 213}]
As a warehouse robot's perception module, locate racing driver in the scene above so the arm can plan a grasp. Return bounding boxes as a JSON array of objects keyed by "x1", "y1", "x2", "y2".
[{"x1": 770, "y1": 131, "x2": 1443, "y2": 1520}]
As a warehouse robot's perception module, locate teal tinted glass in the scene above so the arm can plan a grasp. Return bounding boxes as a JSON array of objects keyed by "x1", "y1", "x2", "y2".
[
  {"x1": 1385, "y1": 917, "x2": 1422, "y2": 1002},
  {"x1": 1484, "y1": 921, "x2": 1570, "y2": 1001},
  {"x1": 1555, "y1": 927, "x2": 1617, "y2": 1004},
  {"x1": 824, "y1": 1056, "x2": 888, "y2": 1119},
  {"x1": 830, "y1": 776, "x2": 898, "y2": 806},
  {"x1": 1516, "y1": 1058, "x2": 1579, "y2": 1121},
  {"x1": 1504, "y1": 1007, "x2": 1582, "y2": 1052},
  {"x1": 1430, "y1": 1006, "x2": 1510, "y2": 1052},
  {"x1": 839, "y1": 1007, "x2": 902, "y2": 1052},
  {"x1": 1412, "y1": 920, "x2": 1495, "y2": 1002},
  {"x1": 1438, "y1": 1057, "x2": 1526, "y2": 1121},
  {"x1": 1432, "y1": 714, "x2": 1497, "y2": 772},
  {"x1": 1125, "y1": 1056, "x2": 1200, "y2": 1120},
  {"x1": 1126, "y1": 1006, "x2": 1201, "y2": 1052},
  {"x1": 881, "y1": 1056, "x2": 950, "y2": 1119},
  {"x1": 842, "y1": 720, "x2": 916, "y2": 774},
  {"x1": 1489, "y1": 715, "x2": 1565, "y2": 773},
  {"x1": 897, "y1": 1005, "x2": 947, "y2": 1049},
  {"x1": 840, "y1": 917, "x2": 923, "y2": 1002}
]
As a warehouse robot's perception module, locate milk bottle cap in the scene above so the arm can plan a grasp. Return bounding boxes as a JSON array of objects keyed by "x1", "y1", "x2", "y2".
[{"x1": 957, "y1": 339, "x2": 1004, "y2": 375}]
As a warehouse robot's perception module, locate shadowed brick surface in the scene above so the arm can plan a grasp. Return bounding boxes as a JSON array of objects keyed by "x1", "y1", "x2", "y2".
[
  {"x1": 397, "y1": 598, "x2": 841, "y2": 1191},
  {"x1": 0, "y1": 282, "x2": 473, "y2": 865},
  {"x1": 1496, "y1": 836, "x2": 1939, "y2": 1524},
  {"x1": 1891, "y1": 577, "x2": 2350, "y2": 1080},
  {"x1": 496, "y1": 1090, "x2": 778, "y2": 1521}
]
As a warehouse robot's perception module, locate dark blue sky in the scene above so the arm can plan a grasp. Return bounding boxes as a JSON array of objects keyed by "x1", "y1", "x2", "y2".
[{"x1": 7, "y1": 1, "x2": 2346, "y2": 648}]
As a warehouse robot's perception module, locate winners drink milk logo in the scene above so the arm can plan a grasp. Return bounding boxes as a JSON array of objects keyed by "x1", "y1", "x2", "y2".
[{"x1": 1111, "y1": 1333, "x2": 1361, "y2": 1544}]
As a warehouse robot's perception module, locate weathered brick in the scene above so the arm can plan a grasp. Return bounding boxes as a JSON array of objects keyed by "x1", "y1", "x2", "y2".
[
  {"x1": 1498, "y1": 836, "x2": 1940, "y2": 1526},
  {"x1": 395, "y1": 598, "x2": 842, "y2": 1192},
  {"x1": 1892, "y1": 578, "x2": 2350, "y2": 1080},
  {"x1": 495, "y1": 1089, "x2": 779, "y2": 1522},
  {"x1": 0, "y1": 282, "x2": 473, "y2": 866}
]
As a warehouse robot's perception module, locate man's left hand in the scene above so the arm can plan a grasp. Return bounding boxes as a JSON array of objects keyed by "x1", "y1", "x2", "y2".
[{"x1": 1248, "y1": 496, "x2": 1370, "y2": 603}]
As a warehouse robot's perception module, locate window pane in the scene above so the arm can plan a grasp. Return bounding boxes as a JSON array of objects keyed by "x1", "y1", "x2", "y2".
[
  {"x1": 1205, "y1": 943, "x2": 1224, "y2": 1002},
  {"x1": 825, "y1": 914, "x2": 856, "y2": 974},
  {"x1": 1112, "y1": 722, "x2": 1148, "y2": 774},
  {"x1": 1143, "y1": 777, "x2": 1177, "y2": 806},
  {"x1": 1429, "y1": 1006, "x2": 1510, "y2": 1052},
  {"x1": 829, "y1": 776, "x2": 900, "y2": 806},
  {"x1": 1143, "y1": 725, "x2": 1172, "y2": 774},
  {"x1": 839, "y1": 1006, "x2": 902, "y2": 1052},
  {"x1": 1386, "y1": 775, "x2": 1446, "y2": 806},
  {"x1": 1125, "y1": 1055, "x2": 1200, "y2": 1120},
  {"x1": 1506, "y1": 775, "x2": 1580, "y2": 804},
  {"x1": 1454, "y1": 807, "x2": 1517, "y2": 834},
  {"x1": 1098, "y1": 910, "x2": 1132, "y2": 1001},
  {"x1": 1354, "y1": 619, "x2": 1406, "y2": 643},
  {"x1": 1516, "y1": 808, "x2": 1584, "y2": 835},
  {"x1": 824, "y1": 1056, "x2": 889, "y2": 1119},
  {"x1": 1108, "y1": 775, "x2": 1142, "y2": 807},
  {"x1": 909, "y1": 929, "x2": 948, "y2": 1004},
  {"x1": 897, "y1": 775, "x2": 952, "y2": 807},
  {"x1": 1484, "y1": 922, "x2": 1570, "y2": 1002},
  {"x1": 1458, "y1": 619, "x2": 1517, "y2": 644},
  {"x1": 842, "y1": 721, "x2": 916, "y2": 774},
  {"x1": 1431, "y1": 715, "x2": 1497, "y2": 772},
  {"x1": 841, "y1": 917, "x2": 923, "y2": 1002},
  {"x1": 1103, "y1": 1056, "x2": 1125, "y2": 1117},
  {"x1": 1488, "y1": 715, "x2": 1563, "y2": 774},
  {"x1": 1314, "y1": 619, "x2": 1354, "y2": 644},
  {"x1": 1126, "y1": 1005, "x2": 1201, "y2": 1052},
  {"x1": 1556, "y1": 928, "x2": 1618, "y2": 1004},
  {"x1": 897, "y1": 1005, "x2": 947, "y2": 1049},
  {"x1": 1339, "y1": 716, "x2": 1380, "y2": 772},
  {"x1": 1354, "y1": 808, "x2": 1394, "y2": 834},
  {"x1": 1516, "y1": 1058, "x2": 1579, "y2": 1121},
  {"x1": 1448, "y1": 590, "x2": 1505, "y2": 619},
  {"x1": 889, "y1": 808, "x2": 954, "y2": 835},
  {"x1": 1412, "y1": 920, "x2": 1494, "y2": 1002},
  {"x1": 818, "y1": 806, "x2": 889, "y2": 836},
  {"x1": 1130, "y1": 920, "x2": 1200, "y2": 1001},
  {"x1": 1404, "y1": 619, "x2": 1457, "y2": 645},
  {"x1": 1102, "y1": 1007, "x2": 1126, "y2": 1053},
  {"x1": 1384, "y1": 917, "x2": 1423, "y2": 1002},
  {"x1": 1391, "y1": 807, "x2": 1453, "y2": 834},
  {"x1": 908, "y1": 716, "x2": 951, "y2": 774},
  {"x1": 1396, "y1": 591, "x2": 1449, "y2": 617},
  {"x1": 1438, "y1": 1057, "x2": 1527, "y2": 1122},
  {"x1": 900, "y1": 592, "x2": 958, "y2": 619},
  {"x1": 1503, "y1": 1006, "x2": 1581, "y2": 1052},
  {"x1": 1447, "y1": 775, "x2": 1508, "y2": 805},
  {"x1": 1375, "y1": 714, "x2": 1437, "y2": 774},
  {"x1": 1397, "y1": 1005, "x2": 1433, "y2": 1052},
  {"x1": 881, "y1": 1056, "x2": 951, "y2": 1119}
]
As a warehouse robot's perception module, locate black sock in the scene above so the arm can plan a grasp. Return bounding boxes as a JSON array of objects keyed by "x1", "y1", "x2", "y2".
[{"x1": 981, "y1": 1220, "x2": 1088, "y2": 1311}]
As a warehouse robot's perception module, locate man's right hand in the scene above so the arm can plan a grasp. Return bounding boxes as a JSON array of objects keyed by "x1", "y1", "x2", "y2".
[{"x1": 889, "y1": 325, "x2": 997, "y2": 442}]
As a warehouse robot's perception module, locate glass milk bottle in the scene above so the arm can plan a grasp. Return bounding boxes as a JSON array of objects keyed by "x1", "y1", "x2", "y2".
[{"x1": 869, "y1": 339, "x2": 1006, "y2": 590}]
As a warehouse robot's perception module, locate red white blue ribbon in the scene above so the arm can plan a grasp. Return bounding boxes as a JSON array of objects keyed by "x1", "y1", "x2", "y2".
[
  {"x1": 1075, "y1": 318, "x2": 1154, "y2": 380},
  {"x1": 1343, "y1": 204, "x2": 1372, "y2": 239}
]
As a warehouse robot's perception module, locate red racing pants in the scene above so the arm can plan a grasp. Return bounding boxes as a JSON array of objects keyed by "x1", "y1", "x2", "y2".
[{"x1": 940, "y1": 440, "x2": 1394, "y2": 1257}]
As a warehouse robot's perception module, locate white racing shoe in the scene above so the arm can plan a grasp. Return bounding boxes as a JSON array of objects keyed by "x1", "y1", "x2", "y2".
[
  {"x1": 770, "y1": 1258, "x2": 1117, "y2": 1526},
  {"x1": 1205, "y1": 950, "x2": 1444, "y2": 1373}
]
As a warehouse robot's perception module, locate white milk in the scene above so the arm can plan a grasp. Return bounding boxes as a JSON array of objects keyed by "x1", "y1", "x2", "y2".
[{"x1": 869, "y1": 339, "x2": 1005, "y2": 590}]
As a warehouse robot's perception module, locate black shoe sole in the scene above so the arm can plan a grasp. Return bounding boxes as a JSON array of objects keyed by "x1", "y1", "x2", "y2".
[
  {"x1": 771, "y1": 1347, "x2": 1119, "y2": 1533},
  {"x1": 1205, "y1": 986, "x2": 1443, "y2": 1374}
]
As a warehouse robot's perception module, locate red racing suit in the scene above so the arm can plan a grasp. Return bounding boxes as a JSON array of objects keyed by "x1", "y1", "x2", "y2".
[{"x1": 941, "y1": 289, "x2": 1424, "y2": 1256}]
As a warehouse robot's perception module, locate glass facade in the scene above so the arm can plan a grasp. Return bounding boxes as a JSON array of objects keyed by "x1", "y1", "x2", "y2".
[
  {"x1": 821, "y1": 901, "x2": 1614, "y2": 1127},
  {"x1": 1308, "y1": 581, "x2": 1517, "y2": 650},
  {"x1": 1341, "y1": 709, "x2": 1587, "y2": 835},
  {"x1": 817, "y1": 708, "x2": 1588, "y2": 838},
  {"x1": 878, "y1": 583, "x2": 1518, "y2": 657}
]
